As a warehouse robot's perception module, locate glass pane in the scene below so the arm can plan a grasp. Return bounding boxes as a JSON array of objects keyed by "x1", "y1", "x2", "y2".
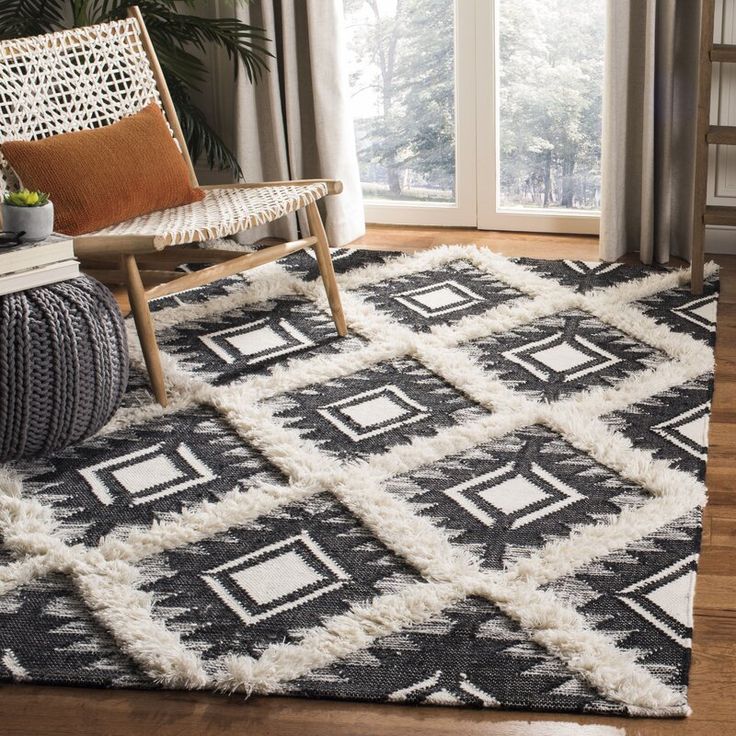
[
  {"x1": 496, "y1": 0, "x2": 605, "y2": 212},
  {"x1": 343, "y1": 0, "x2": 456, "y2": 203}
]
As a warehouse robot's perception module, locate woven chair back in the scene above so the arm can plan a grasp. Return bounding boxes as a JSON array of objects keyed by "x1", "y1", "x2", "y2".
[{"x1": 0, "y1": 17, "x2": 165, "y2": 195}]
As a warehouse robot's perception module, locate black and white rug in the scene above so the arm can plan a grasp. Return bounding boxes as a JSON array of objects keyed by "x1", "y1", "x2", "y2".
[{"x1": 0, "y1": 245, "x2": 720, "y2": 717}]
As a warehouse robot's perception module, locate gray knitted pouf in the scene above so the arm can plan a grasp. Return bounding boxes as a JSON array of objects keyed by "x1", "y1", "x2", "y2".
[{"x1": 0, "y1": 275, "x2": 129, "y2": 461}]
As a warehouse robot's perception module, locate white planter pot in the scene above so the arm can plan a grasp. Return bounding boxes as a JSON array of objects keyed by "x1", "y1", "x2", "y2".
[{"x1": 1, "y1": 201, "x2": 54, "y2": 242}]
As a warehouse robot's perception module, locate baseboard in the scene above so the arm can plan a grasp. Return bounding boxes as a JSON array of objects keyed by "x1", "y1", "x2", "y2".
[{"x1": 706, "y1": 225, "x2": 736, "y2": 255}]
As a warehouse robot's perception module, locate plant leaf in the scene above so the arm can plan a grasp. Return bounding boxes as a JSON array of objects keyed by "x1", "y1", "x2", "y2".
[
  {"x1": 0, "y1": 0, "x2": 67, "y2": 39},
  {"x1": 167, "y1": 74, "x2": 243, "y2": 178},
  {"x1": 0, "y1": 0, "x2": 270, "y2": 175}
]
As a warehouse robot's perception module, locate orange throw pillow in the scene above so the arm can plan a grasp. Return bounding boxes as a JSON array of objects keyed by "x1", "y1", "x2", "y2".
[{"x1": 1, "y1": 103, "x2": 204, "y2": 236}]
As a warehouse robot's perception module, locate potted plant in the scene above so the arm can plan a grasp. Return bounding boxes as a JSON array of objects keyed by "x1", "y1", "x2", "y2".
[
  {"x1": 1, "y1": 189, "x2": 54, "y2": 242},
  {"x1": 0, "y1": 2, "x2": 272, "y2": 178}
]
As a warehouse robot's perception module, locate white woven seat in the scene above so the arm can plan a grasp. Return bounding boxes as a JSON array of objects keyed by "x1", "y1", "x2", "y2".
[
  {"x1": 89, "y1": 183, "x2": 329, "y2": 247},
  {"x1": 0, "y1": 8, "x2": 349, "y2": 406}
]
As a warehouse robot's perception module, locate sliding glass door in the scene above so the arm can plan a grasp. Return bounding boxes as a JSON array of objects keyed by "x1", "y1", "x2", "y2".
[
  {"x1": 477, "y1": 0, "x2": 604, "y2": 233},
  {"x1": 343, "y1": 0, "x2": 605, "y2": 233},
  {"x1": 342, "y1": 0, "x2": 476, "y2": 226}
]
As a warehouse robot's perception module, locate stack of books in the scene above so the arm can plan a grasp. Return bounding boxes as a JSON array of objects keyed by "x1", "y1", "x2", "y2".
[{"x1": 0, "y1": 234, "x2": 78, "y2": 296}]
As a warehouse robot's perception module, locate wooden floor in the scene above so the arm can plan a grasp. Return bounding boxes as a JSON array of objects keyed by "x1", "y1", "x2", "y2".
[{"x1": 4, "y1": 226, "x2": 736, "y2": 736}]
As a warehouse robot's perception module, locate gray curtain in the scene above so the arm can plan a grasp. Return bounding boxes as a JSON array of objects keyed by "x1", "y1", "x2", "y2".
[
  {"x1": 600, "y1": 0, "x2": 701, "y2": 263},
  {"x1": 231, "y1": 0, "x2": 365, "y2": 246}
]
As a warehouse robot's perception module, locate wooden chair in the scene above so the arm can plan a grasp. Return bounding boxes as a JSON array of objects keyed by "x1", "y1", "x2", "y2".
[{"x1": 0, "y1": 6, "x2": 347, "y2": 406}]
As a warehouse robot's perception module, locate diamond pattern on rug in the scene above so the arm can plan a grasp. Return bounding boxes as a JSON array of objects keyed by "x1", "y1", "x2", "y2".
[
  {"x1": 601, "y1": 376, "x2": 713, "y2": 480},
  {"x1": 466, "y1": 310, "x2": 666, "y2": 401},
  {"x1": 17, "y1": 408, "x2": 283, "y2": 545},
  {"x1": 357, "y1": 260, "x2": 525, "y2": 332},
  {"x1": 139, "y1": 493, "x2": 424, "y2": 663},
  {"x1": 545, "y1": 510, "x2": 701, "y2": 691},
  {"x1": 384, "y1": 426, "x2": 650, "y2": 569},
  {"x1": 633, "y1": 278, "x2": 719, "y2": 342},
  {"x1": 268, "y1": 358, "x2": 489, "y2": 460},
  {"x1": 515, "y1": 258, "x2": 668, "y2": 293},
  {"x1": 157, "y1": 294, "x2": 365, "y2": 385},
  {"x1": 0, "y1": 576, "x2": 146, "y2": 687},
  {"x1": 290, "y1": 596, "x2": 612, "y2": 714}
]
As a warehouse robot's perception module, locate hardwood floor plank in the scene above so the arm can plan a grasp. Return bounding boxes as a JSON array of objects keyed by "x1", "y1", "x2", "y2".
[
  {"x1": 710, "y1": 515, "x2": 736, "y2": 547},
  {"x1": 694, "y1": 576, "x2": 736, "y2": 614},
  {"x1": 696, "y1": 545, "x2": 736, "y2": 575}
]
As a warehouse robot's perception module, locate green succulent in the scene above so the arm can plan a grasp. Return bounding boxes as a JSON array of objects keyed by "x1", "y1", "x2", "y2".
[{"x1": 3, "y1": 189, "x2": 51, "y2": 207}]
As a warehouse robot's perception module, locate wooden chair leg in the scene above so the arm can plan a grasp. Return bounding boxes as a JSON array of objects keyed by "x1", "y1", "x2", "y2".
[
  {"x1": 121, "y1": 254, "x2": 168, "y2": 407},
  {"x1": 305, "y1": 201, "x2": 348, "y2": 336}
]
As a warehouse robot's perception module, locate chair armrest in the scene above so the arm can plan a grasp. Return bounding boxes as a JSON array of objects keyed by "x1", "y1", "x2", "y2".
[{"x1": 200, "y1": 179, "x2": 344, "y2": 196}]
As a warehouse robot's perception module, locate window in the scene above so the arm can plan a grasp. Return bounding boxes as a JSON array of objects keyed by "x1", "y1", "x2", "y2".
[
  {"x1": 343, "y1": 0, "x2": 456, "y2": 204},
  {"x1": 343, "y1": 0, "x2": 605, "y2": 233}
]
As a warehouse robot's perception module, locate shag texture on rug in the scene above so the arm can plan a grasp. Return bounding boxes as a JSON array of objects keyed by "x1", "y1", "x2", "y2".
[{"x1": 0, "y1": 245, "x2": 720, "y2": 718}]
